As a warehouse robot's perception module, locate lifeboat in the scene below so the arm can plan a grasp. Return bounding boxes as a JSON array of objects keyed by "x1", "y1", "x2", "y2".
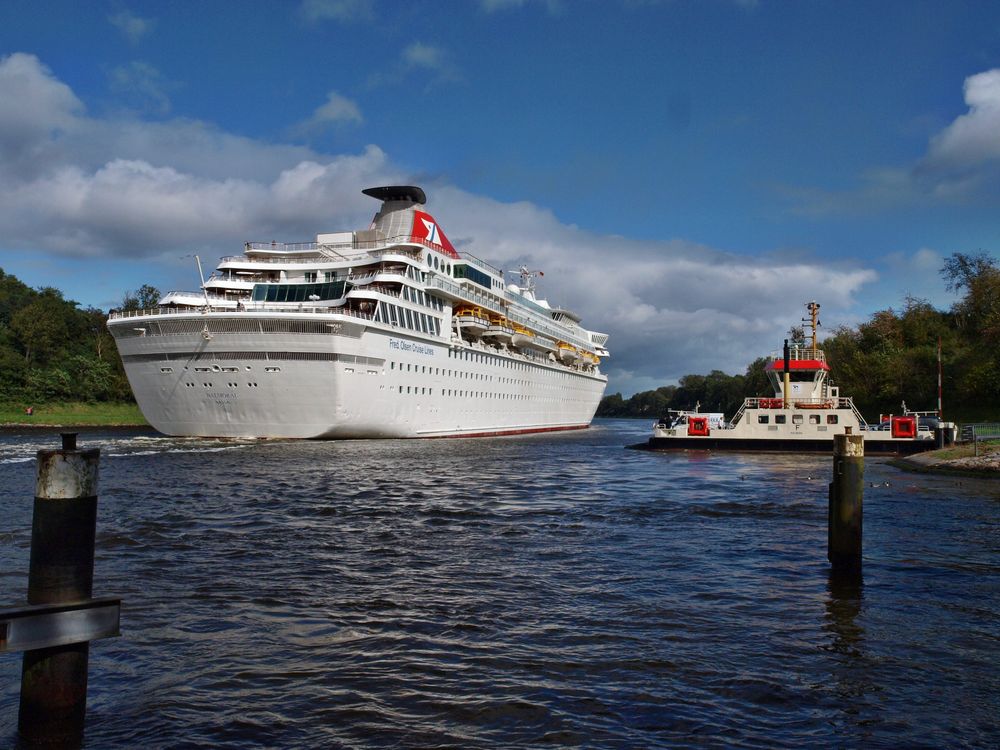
[
  {"x1": 483, "y1": 315, "x2": 515, "y2": 344},
  {"x1": 558, "y1": 342, "x2": 579, "y2": 364},
  {"x1": 454, "y1": 306, "x2": 489, "y2": 336},
  {"x1": 511, "y1": 324, "x2": 535, "y2": 349}
]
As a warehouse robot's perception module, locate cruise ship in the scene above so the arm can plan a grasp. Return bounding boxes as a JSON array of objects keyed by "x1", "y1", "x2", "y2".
[{"x1": 107, "y1": 186, "x2": 610, "y2": 439}]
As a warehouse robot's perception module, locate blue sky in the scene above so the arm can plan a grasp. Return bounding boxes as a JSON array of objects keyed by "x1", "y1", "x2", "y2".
[{"x1": 1, "y1": 0, "x2": 998, "y2": 396}]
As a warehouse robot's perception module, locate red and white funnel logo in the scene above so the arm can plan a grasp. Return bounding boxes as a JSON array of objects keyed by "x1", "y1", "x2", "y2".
[{"x1": 411, "y1": 210, "x2": 459, "y2": 258}]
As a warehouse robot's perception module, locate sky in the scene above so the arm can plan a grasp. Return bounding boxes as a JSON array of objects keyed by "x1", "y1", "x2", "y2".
[{"x1": 1, "y1": 0, "x2": 998, "y2": 397}]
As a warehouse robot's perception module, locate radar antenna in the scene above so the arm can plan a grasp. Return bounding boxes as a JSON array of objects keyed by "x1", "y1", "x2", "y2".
[{"x1": 517, "y1": 265, "x2": 544, "y2": 296}]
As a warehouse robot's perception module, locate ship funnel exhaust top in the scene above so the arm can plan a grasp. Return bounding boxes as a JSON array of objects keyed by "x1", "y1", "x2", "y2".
[{"x1": 362, "y1": 186, "x2": 426, "y2": 205}]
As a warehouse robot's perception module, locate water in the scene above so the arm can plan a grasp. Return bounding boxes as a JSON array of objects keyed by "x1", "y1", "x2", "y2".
[{"x1": 1, "y1": 420, "x2": 997, "y2": 748}]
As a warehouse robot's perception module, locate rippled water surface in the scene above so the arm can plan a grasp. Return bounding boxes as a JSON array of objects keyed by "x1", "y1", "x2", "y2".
[{"x1": 1, "y1": 420, "x2": 998, "y2": 748}]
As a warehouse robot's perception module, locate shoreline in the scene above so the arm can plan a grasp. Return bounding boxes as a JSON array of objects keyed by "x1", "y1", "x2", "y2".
[
  {"x1": 889, "y1": 446, "x2": 1000, "y2": 478},
  {"x1": 1, "y1": 423, "x2": 150, "y2": 431}
]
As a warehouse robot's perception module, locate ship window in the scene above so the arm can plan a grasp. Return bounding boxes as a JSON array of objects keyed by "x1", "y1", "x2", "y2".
[
  {"x1": 305, "y1": 272, "x2": 318, "y2": 283},
  {"x1": 775, "y1": 414, "x2": 787, "y2": 424},
  {"x1": 827, "y1": 415, "x2": 839, "y2": 424},
  {"x1": 405, "y1": 309, "x2": 414, "y2": 329},
  {"x1": 757, "y1": 414, "x2": 769, "y2": 425},
  {"x1": 252, "y1": 280, "x2": 346, "y2": 302},
  {"x1": 809, "y1": 414, "x2": 821, "y2": 424},
  {"x1": 792, "y1": 414, "x2": 804, "y2": 424}
]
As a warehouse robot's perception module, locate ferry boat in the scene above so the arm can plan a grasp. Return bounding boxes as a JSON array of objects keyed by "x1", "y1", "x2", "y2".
[
  {"x1": 107, "y1": 186, "x2": 609, "y2": 439},
  {"x1": 636, "y1": 302, "x2": 939, "y2": 456}
]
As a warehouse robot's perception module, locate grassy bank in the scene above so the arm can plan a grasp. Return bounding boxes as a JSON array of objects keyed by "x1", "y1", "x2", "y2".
[{"x1": 0, "y1": 402, "x2": 147, "y2": 427}]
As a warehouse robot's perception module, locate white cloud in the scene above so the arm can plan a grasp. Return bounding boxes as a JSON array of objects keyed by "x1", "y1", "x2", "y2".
[
  {"x1": 479, "y1": 0, "x2": 563, "y2": 13},
  {"x1": 108, "y1": 61, "x2": 173, "y2": 115},
  {"x1": 787, "y1": 68, "x2": 1000, "y2": 214},
  {"x1": 292, "y1": 91, "x2": 363, "y2": 135},
  {"x1": 365, "y1": 43, "x2": 463, "y2": 90},
  {"x1": 401, "y1": 43, "x2": 462, "y2": 84},
  {"x1": 0, "y1": 51, "x2": 881, "y2": 394},
  {"x1": 298, "y1": 0, "x2": 374, "y2": 24},
  {"x1": 108, "y1": 9, "x2": 155, "y2": 45},
  {"x1": 922, "y1": 69, "x2": 1000, "y2": 171},
  {"x1": 0, "y1": 53, "x2": 83, "y2": 179},
  {"x1": 430, "y1": 186, "x2": 877, "y2": 383}
]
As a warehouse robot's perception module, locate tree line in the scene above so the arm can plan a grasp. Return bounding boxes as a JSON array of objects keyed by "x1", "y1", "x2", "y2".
[
  {"x1": 598, "y1": 252, "x2": 1000, "y2": 423},
  {"x1": 0, "y1": 270, "x2": 160, "y2": 405}
]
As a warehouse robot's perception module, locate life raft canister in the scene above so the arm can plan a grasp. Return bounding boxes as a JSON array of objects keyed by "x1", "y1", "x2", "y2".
[
  {"x1": 688, "y1": 416, "x2": 710, "y2": 437},
  {"x1": 891, "y1": 415, "x2": 917, "y2": 439}
]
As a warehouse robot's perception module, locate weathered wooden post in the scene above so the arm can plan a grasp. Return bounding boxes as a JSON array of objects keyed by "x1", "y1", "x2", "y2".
[
  {"x1": 828, "y1": 427, "x2": 864, "y2": 574},
  {"x1": 18, "y1": 433, "x2": 100, "y2": 744}
]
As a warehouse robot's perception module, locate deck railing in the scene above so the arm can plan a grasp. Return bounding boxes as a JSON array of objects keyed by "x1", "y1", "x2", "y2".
[{"x1": 108, "y1": 304, "x2": 374, "y2": 321}]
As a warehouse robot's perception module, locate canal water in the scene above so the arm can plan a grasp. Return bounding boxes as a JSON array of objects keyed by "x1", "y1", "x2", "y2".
[{"x1": 1, "y1": 420, "x2": 997, "y2": 748}]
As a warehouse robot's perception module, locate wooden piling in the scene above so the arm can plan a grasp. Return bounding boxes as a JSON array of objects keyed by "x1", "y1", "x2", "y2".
[
  {"x1": 828, "y1": 428, "x2": 864, "y2": 574},
  {"x1": 18, "y1": 433, "x2": 101, "y2": 745}
]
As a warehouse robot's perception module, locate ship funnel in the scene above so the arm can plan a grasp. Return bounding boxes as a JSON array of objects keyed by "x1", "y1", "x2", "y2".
[{"x1": 362, "y1": 186, "x2": 426, "y2": 205}]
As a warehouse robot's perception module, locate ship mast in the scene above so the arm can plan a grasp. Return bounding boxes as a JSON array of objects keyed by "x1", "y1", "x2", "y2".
[{"x1": 803, "y1": 301, "x2": 821, "y2": 352}]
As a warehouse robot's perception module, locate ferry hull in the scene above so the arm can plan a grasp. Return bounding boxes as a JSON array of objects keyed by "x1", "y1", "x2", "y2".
[{"x1": 633, "y1": 435, "x2": 936, "y2": 456}]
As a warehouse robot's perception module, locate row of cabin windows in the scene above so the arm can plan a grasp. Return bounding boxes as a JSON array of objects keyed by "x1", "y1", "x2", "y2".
[
  {"x1": 388, "y1": 362, "x2": 591, "y2": 393},
  {"x1": 448, "y1": 348, "x2": 552, "y2": 371},
  {"x1": 428, "y1": 255, "x2": 453, "y2": 274},
  {"x1": 402, "y1": 285, "x2": 444, "y2": 311},
  {"x1": 395, "y1": 386, "x2": 553, "y2": 400},
  {"x1": 758, "y1": 414, "x2": 838, "y2": 425},
  {"x1": 374, "y1": 303, "x2": 441, "y2": 335}
]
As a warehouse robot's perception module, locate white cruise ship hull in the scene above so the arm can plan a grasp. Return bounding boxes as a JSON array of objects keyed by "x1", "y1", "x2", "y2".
[{"x1": 114, "y1": 312, "x2": 607, "y2": 439}]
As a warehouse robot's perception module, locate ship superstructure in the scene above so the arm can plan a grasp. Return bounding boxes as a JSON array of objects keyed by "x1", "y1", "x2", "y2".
[{"x1": 107, "y1": 186, "x2": 609, "y2": 439}]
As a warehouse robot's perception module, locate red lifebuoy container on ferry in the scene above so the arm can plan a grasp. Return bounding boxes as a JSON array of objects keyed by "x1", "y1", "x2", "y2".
[
  {"x1": 891, "y1": 416, "x2": 916, "y2": 439},
  {"x1": 688, "y1": 416, "x2": 710, "y2": 437}
]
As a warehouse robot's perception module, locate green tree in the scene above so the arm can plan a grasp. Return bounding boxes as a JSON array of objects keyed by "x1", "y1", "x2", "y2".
[
  {"x1": 10, "y1": 297, "x2": 69, "y2": 365},
  {"x1": 120, "y1": 284, "x2": 162, "y2": 312}
]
